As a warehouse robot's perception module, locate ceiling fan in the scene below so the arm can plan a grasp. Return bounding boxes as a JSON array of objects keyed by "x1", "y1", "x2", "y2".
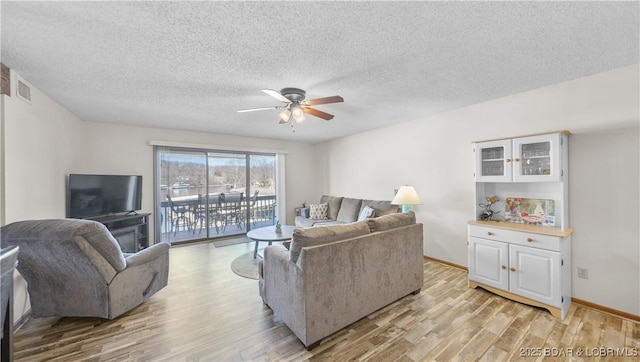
[{"x1": 237, "y1": 88, "x2": 344, "y2": 124}]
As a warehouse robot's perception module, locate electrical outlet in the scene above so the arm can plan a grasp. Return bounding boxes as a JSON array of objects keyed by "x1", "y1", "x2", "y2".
[{"x1": 577, "y1": 267, "x2": 589, "y2": 279}]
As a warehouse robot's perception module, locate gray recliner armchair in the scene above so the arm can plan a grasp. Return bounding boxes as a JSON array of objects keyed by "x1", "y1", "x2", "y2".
[{"x1": 0, "y1": 219, "x2": 169, "y2": 320}]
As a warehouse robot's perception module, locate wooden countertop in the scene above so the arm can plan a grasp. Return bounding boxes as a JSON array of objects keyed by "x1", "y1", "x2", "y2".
[{"x1": 468, "y1": 220, "x2": 574, "y2": 238}]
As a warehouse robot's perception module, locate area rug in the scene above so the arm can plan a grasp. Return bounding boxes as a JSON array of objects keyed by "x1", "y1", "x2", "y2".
[{"x1": 231, "y1": 251, "x2": 262, "y2": 280}]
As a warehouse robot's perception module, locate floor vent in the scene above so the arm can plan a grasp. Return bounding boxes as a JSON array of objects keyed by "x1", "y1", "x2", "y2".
[{"x1": 17, "y1": 78, "x2": 31, "y2": 104}]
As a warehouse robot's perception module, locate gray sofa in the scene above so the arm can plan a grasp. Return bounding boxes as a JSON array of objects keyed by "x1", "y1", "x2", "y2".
[
  {"x1": 260, "y1": 211, "x2": 423, "y2": 349},
  {"x1": 295, "y1": 195, "x2": 399, "y2": 227},
  {"x1": 0, "y1": 219, "x2": 169, "y2": 320}
]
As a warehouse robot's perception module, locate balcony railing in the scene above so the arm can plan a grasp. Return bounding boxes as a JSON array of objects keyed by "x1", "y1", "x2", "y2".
[{"x1": 159, "y1": 194, "x2": 277, "y2": 243}]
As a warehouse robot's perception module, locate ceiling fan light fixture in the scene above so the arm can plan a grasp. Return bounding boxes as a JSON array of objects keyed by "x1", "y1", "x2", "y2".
[
  {"x1": 279, "y1": 109, "x2": 292, "y2": 123},
  {"x1": 291, "y1": 103, "x2": 305, "y2": 123}
]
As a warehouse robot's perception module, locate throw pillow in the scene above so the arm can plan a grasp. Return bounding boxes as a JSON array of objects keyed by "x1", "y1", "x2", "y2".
[
  {"x1": 357, "y1": 205, "x2": 376, "y2": 221},
  {"x1": 309, "y1": 203, "x2": 329, "y2": 220}
]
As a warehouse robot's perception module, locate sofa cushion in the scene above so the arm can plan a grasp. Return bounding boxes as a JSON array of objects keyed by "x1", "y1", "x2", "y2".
[
  {"x1": 320, "y1": 195, "x2": 343, "y2": 220},
  {"x1": 295, "y1": 216, "x2": 339, "y2": 228},
  {"x1": 289, "y1": 221, "x2": 370, "y2": 263},
  {"x1": 309, "y1": 203, "x2": 329, "y2": 220},
  {"x1": 357, "y1": 206, "x2": 376, "y2": 221},
  {"x1": 361, "y1": 199, "x2": 395, "y2": 215},
  {"x1": 377, "y1": 207, "x2": 400, "y2": 216},
  {"x1": 336, "y1": 198, "x2": 362, "y2": 223},
  {"x1": 367, "y1": 211, "x2": 416, "y2": 232}
]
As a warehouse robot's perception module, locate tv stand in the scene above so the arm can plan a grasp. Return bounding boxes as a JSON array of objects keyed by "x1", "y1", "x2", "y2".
[{"x1": 88, "y1": 213, "x2": 150, "y2": 253}]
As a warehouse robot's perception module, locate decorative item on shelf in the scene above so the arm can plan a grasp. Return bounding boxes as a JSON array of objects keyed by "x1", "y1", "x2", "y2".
[
  {"x1": 275, "y1": 220, "x2": 282, "y2": 233},
  {"x1": 505, "y1": 197, "x2": 525, "y2": 216},
  {"x1": 302, "y1": 201, "x2": 306, "y2": 208},
  {"x1": 504, "y1": 197, "x2": 556, "y2": 226},
  {"x1": 391, "y1": 185, "x2": 422, "y2": 213},
  {"x1": 479, "y1": 196, "x2": 501, "y2": 221}
]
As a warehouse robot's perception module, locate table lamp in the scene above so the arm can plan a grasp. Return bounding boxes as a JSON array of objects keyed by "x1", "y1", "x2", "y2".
[{"x1": 391, "y1": 185, "x2": 422, "y2": 212}]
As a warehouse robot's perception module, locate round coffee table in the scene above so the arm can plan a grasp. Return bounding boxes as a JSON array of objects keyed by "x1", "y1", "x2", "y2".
[{"x1": 247, "y1": 224, "x2": 296, "y2": 259}]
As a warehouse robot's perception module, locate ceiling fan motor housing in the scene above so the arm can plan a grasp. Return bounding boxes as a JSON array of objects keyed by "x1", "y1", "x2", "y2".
[{"x1": 280, "y1": 87, "x2": 306, "y2": 102}]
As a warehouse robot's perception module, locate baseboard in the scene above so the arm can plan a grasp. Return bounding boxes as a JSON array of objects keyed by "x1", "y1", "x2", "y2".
[
  {"x1": 424, "y1": 256, "x2": 640, "y2": 322},
  {"x1": 423, "y1": 255, "x2": 467, "y2": 271},
  {"x1": 572, "y1": 297, "x2": 640, "y2": 322}
]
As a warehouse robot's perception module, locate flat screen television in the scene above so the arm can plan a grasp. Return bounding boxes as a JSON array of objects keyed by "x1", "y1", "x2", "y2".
[{"x1": 67, "y1": 174, "x2": 143, "y2": 219}]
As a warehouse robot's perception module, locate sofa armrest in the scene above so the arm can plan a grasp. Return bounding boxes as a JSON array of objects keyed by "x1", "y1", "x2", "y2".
[
  {"x1": 259, "y1": 246, "x2": 290, "y2": 301},
  {"x1": 265, "y1": 244, "x2": 289, "y2": 260},
  {"x1": 262, "y1": 245, "x2": 308, "y2": 343},
  {"x1": 263, "y1": 245, "x2": 295, "y2": 286},
  {"x1": 125, "y1": 242, "x2": 170, "y2": 268}
]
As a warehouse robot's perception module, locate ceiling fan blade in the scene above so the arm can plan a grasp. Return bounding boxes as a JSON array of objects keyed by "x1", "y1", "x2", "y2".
[
  {"x1": 302, "y1": 95, "x2": 344, "y2": 106},
  {"x1": 262, "y1": 89, "x2": 291, "y2": 103},
  {"x1": 303, "y1": 107, "x2": 334, "y2": 120},
  {"x1": 237, "y1": 106, "x2": 281, "y2": 113}
]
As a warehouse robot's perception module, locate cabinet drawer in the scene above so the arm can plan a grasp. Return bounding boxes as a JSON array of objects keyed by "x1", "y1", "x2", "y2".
[{"x1": 468, "y1": 225, "x2": 561, "y2": 252}]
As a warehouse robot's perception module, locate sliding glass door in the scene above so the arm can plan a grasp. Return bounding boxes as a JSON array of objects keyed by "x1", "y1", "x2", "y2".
[
  {"x1": 155, "y1": 147, "x2": 277, "y2": 244},
  {"x1": 249, "y1": 154, "x2": 277, "y2": 228},
  {"x1": 158, "y1": 150, "x2": 207, "y2": 244},
  {"x1": 207, "y1": 153, "x2": 247, "y2": 237}
]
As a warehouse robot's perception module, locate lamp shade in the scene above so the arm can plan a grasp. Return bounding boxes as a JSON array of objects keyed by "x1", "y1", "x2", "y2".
[
  {"x1": 391, "y1": 185, "x2": 422, "y2": 212},
  {"x1": 279, "y1": 109, "x2": 292, "y2": 123},
  {"x1": 291, "y1": 103, "x2": 305, "y2": 123}
]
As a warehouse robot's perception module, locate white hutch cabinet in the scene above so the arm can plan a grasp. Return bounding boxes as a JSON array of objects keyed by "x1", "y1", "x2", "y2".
[{"x1": 469, "y1": 131, "x2": 573, "y2": 319}]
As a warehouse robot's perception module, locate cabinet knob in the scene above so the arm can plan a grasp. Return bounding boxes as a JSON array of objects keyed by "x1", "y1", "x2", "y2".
[
  {"x1": 501, "y1": 265, "x2": 507, "y2": 270},
  {"x1": 505, "y1": 159, "x2": 511, "y2": 163},
  {"x1": 514, "y1": 158, "x2": 520, "y2": 162},
  {"x1": 487, "y1": 231, "x2": 494, "y2": 236},
  {"x1": 510, "y1": 267, "x2": 516, "y2": 272},
  {"x1": 527, "y1": 237, "x2": 534, "y2": 242}
]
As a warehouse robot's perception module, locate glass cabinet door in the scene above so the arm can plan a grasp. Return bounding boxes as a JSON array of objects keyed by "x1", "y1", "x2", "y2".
[
  {"x1": 513, "y1": 134, "x2": 562, "y2": 182},
  {"x1": 475, "y1": 140, "x2": 512, "y2": 182}
]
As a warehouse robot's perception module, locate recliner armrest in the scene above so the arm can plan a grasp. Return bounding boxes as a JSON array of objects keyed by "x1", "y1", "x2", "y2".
[{"x1": 125, "y1": 242, "x2": 170, "y2": 268}]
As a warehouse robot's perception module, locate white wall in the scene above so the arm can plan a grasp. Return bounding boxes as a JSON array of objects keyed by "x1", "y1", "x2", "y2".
[
  {"x1": 314, "y1": 65, "x2": 640, "y2": 315},
  {"x1": 570, "y1": 129, "x2": 639, "y2": 314},
  {"x1": 1, "y1": 69, "x2": 85, "y2": 322},
  {"x1": 3, "y1": 72, "x2": 84, "y2": 222}
]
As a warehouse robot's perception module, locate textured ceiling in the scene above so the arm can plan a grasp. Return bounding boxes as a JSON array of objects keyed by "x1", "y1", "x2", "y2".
[{"x1": 1, "y1": 1, "x2": 638, "y2": 143}]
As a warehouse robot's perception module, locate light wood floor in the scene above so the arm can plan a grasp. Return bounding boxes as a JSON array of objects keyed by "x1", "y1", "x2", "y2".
[{"x1": 12, "y1": 241, "x2": 640, "y2": 361}]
